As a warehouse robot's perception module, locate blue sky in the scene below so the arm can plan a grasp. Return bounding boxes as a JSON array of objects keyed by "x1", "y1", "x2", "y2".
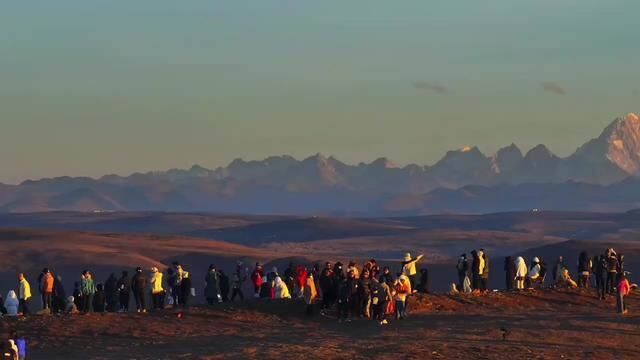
[{"x1": 1, "y1": 1, "x2": 639, "y2": 183}]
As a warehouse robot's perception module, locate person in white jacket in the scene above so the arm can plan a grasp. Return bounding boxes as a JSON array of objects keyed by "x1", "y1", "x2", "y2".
[
  {"x1": 515, "y1": 257, "x2": 528, "y2": 290},
  {"x1": 4, "y1": 291, "x2": 19, "y2": 316},
  {"x1": 528, "y1": 257, "x2": 542, "y2": 288},
  {"x1": 274, "y1": 276, "x2": 291, "y2": 299}
]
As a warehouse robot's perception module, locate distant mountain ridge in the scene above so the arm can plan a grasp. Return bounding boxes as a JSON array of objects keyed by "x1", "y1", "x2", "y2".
[{"x1": 1, "y1": 113, "x2": 639, "y2": 215}]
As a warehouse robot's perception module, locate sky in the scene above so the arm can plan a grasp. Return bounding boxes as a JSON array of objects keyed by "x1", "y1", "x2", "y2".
[{"x1": 1, "y1": 0, "x2": 639, "y2": 184}]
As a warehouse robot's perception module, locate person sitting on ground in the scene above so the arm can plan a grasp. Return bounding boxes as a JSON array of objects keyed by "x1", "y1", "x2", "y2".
[
  {"x1": 528, "y1": 257, "x2": 542, "y2": 289},
  {"x1": 4, "y1": 291, "x2": 19, "y2": 317},
  {"x1": 64, "y1": 296, "x2": 79, "y2": 315},
  {"x1": 560, "y1": 269, "x2": 578, "y2": 289},
  {"x1": 515, "y1": 257, "x2": 528, "y2": 290},
  {"x1": 274, "y1": 275, "x2": 291, "y2": 299}
]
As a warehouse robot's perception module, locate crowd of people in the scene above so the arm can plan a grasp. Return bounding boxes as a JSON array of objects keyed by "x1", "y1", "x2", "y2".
[{"x1": 453, "y1": 248, "x2": 634, "y2": 315}]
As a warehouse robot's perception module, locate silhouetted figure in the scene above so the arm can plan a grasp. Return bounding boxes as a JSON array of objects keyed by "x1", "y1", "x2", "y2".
[
  {"x1": 104, "y1": 273, "x2": 118, "y2": 312},
  {"x1": 117, "y1": 271, "x2": 131, "y2": 312},
  {"x1": 504, "y1": 256, "x2": 515, "y2": 290}
]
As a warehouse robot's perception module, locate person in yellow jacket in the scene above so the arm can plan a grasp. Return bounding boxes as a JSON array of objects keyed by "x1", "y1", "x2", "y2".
[
  {"x1": 402, "y1": 253, "x2": 424, "y2": 292},
  {"x1": 17, "y1": 273, "x2": 31, "y2": 316},
  {"x1": 149, "y1": 267, "x2": 165, "y2": 310},
  {"x1": 303, "y1": 273, "x2": 318, "y2": 315}
]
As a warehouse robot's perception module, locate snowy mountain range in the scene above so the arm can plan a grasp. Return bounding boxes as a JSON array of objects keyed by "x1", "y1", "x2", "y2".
[{"x1": 2, "y1": 113, "x2": 640, "y2": 215}]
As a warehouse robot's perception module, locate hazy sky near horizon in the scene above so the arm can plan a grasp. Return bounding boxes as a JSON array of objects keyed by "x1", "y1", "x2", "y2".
[{"x1": 1, "y1": 1, "x2": 639, "y2": 183}]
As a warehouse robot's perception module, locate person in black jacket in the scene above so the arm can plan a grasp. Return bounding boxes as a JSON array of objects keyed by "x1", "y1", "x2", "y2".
[
  {"x1": 104, "y1": 273, "x2": 118, "y2": 312},
  {"x1": 470, "y1": 250, "x2": 480, "y2": 290},
  {"x1": 504, "y1": 256, "x2": 515, "y2": 291},
  {"x1": 337, "y1": 276, "x2": 355, "y2": 323},
  {"x1": 417, "y1": 268, "x2": 430, "y2": 294},
  {"x1": 52, "y1": 275, "x2": 66, "y2": 314},
  {"x1": 319, "y1": 262, "x2": 335, "y2": 313},
  {"x1": 131, "y1": 267, "x2": 147, "y2": 313},
  {"x1": 606, "y1": 250, "x2": 618, "y2": 295},
  {"x1": 577, "y1": 251, "x2": 591, "y2": 288},
  {"x1": 379, "y1": 266, "x2": 394, "y2": 287},
  {"x1": 93, "y1": 283, "x2": 106, "y2": 313},
  {"x1": 457, "y1": 254, "x2": 469, "y2": 291},
  {"x1": 595, "y1": 254, "x2": 607, "y2": 300},
  {"x1": 180, "y1": 272, "x2": 192, "y2": 309},
  {"x1": 219, "y1": 270, "x2": 230, "y2": 302},
  {"x1": 117, "y1": 271, "x2": 131, "y2": 312}
]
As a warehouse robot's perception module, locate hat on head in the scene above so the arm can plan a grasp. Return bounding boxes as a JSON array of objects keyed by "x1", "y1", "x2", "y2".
[{"x1": 404, "y1": 253, "x2": 412, "y2": 261}]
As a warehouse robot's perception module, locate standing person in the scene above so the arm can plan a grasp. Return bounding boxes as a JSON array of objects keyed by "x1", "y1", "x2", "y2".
[
  {"x1": 171, "y1": 263, "x2": 185, "y2": 307},
  {"x1": 204, "y1": 264, "x2": 221, "y2": 305},
  {"x1": 37, "y1": 268, "x2": 47, "y2": 310},
  {"x1": 553, "y1": 257, "x2": 566, "y2": 288},
  {"x1": 337, "y1": 277, "x2": 353, "y2": 323},
  {"x1": 284, "y1": 263, "x2": 295, "y2": 298},
  {"x1": 131, "y1": 267, "x2": 147, "y2": 313},
  {"x1": 375, "y1": 277, "x2": 393, "y2": 325},
  {"x1": 617, "y1": 273, "x2": 631, "y2": 315},
  {"x1": 117, "y1": 271, "x2": 131, "y2": 312},
  {"x1": 52, "y1": 275, "x2": 66, "y2": 314},
  {"x1": 303, "y1": 273, "x2": 318, "y2": 315},
  {"x1": 230, "y1": 269, "x2": 246, "y2": 302},
  {"x1": 457, "y1": 254, "x2": 470, "y2": 291},
  {"x1": 219, "y1": 270, "x2": 230, "y2": 302},
  {"x1": 402, "y1": 253, "x2": 424, "y2": 292},
  {"x1": 319, "y1": 262, "x2": 335, "y2": 313},
  {"x1": 104, "y1": 273, "x2": 118, "y2": 312},
  {"x1": 514, "y1": 257, "x2": 527, "y2": 290},
  {"x1": 504, "y1": 256, "x2": 515, "y2": 290},
  {"x1": 471, "y1": 250, "x2": 480, "y2": 290},
  {"x1": 379, "y1": 267, "x2": 394, "y2": 287},
  {"x1": 40, "y1": 269, "x2": 54, "y2": 311},
  {"x1": 72, "y1": 282, "x2": 82, "y2": 310},
  {"x1": 617, "y1": 254, "x2": 625, "y2": 283},
  {"x1": 596, "y1": 254, "x2": 608, "y2": 300},
  {"x1": 180, "y1": 271, "x2": 192, "y2": 309},
  {"x1": 417, "y1": 268, "x2": 430, "y2": 294},
  {"x1": 606, "y1": 251, "x2": 619, "y2": 295},
  {"x1": 274, "y1": 275, "x2": 291, "y2": 299},
  {"x1": 394, "y1": 275, "x2": 411, "y2": 320},
  {"x1": 479, "y1": 249, "x2": 490, "y2": 292},
  {"x1": 577, "y1": 251, "x2": 592, "y2": 288},
  {"x1": 150, "y1": 267, "x2": 164, "y2": 311},
  {"x1": 357, "y1": 270, "x2": 372, "y2": 318},
  {"x1": 250, "y1": 263, "x2": 264, "y2": 299},
  {"x1": 92, "y1": 284, "x2": 106, "y2": 313},
  {"x1": 295, "y1": 265, "x2": 308, "y2": 298},
  {"x1": 80, "y1": 271, "x2": 96, "y2": 314}
]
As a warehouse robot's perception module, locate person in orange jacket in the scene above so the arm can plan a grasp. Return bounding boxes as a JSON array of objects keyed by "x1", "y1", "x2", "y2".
[{"x1": 40, "y1": 269, "x2": 54, "y2": 311}]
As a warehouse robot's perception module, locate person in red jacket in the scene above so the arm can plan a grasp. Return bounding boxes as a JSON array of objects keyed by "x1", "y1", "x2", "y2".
[
  {"x1": 617, "y1": 273, "x2": 631, "y2": 315},
  {"x1": 295, "y1": 265, "x2": 307, "y2": 298},
  {"x1": 251, "y1": 263, "x2": 265, "y2": 298}
]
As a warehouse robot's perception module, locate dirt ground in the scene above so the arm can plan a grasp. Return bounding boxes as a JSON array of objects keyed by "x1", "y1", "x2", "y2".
[{"x1": 1, "y1": 289, "x2": 638, "y2": 360}]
